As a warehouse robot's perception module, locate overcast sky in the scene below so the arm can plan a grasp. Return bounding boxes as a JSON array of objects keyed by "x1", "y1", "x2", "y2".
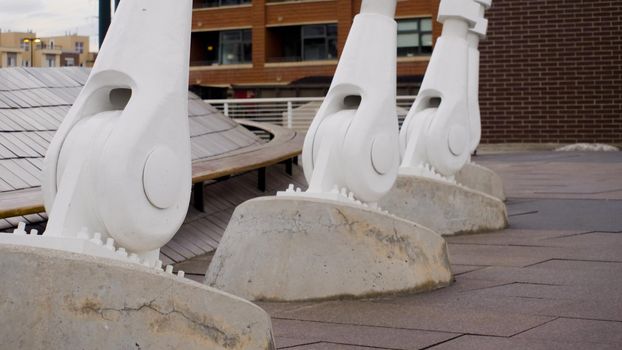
[{"x1": 0, "y1": 0, "x2": 100, "y2": 51}]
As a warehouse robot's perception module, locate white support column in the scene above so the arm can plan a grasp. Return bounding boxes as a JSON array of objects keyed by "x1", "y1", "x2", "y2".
[
  {"x1": 286, "y1": 101, "x2": 293, "y2": 129},
  {"x1": 399, "y1": 0, "x2": 492, "y2": 179}
]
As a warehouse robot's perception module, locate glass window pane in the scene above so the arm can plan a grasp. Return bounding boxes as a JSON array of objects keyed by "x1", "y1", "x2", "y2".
[
  {"x1": 242, "y1": 29, "x2": 252, "y2": 42},
  {"x1": 303, "y1": 38, "x2": 326, "y2": 60},
  {"x1": 421, "y1": 18, "x2": 433, "y2": 31},
  {"x1": 421, "y1": 33, "x2": 433, "y2": 47},
  {"x1": 302, "y1": 25, "x2": 325, "y2": 38},
  {"x1": 396, "y1": 17, "x2": 434, "y2": 56},
  {"x1": 326, "y1": 24, "x2": 338, "y2": 37},
  {"x1": 222, "y1": 31, "x2": 241, "y2": 42},
  {"x1": 398, "y1": 20, "x2": 418, "y2": 32},
  {"x1": 327, "y1": 38, "x2": 337, "y2": 59},
  {"x1": 221, "y1": 42, "x2": 241, "y2": 64},
  {"x1": 397, "y1": 33, "x2": 419, "y2": 48},
  {"x1": 243, "y1": 42, "x2": 252, "y2": 62}
]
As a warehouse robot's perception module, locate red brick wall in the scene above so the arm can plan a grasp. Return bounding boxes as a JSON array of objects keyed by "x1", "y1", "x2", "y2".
[{"x1": 479, "y1": 0, "x2": 622, "y2": 144}]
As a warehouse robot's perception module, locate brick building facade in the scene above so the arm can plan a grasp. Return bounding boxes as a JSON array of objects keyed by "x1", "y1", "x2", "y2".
[
  {"x1": 189, "y1": 0, "x2": 622, "y2": 144},
  {"x1": 190, "y1": 0, "x2": 440, "y2": 98},
  {"x1": 479, "y1": 0, "x2": 622, "y2": 144}
]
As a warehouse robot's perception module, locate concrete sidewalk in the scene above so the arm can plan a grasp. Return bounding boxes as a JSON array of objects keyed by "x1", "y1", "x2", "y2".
[{"x1": 180, "y1": 151, "x2": 622, "y2": 349}]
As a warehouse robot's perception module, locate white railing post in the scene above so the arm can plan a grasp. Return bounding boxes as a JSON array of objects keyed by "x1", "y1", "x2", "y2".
[
  {"x1": 224, "y1": 102, "x2": 229, "y2": 118},
  {"x1": 286, "y1": 101, "x2": 293, "y2": 129}
]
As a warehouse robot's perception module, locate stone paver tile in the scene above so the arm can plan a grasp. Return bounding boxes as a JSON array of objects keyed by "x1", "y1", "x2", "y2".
[
  {"x1": 428, "y1": 335, "x2": 621, "y2": 350},
  {"x1": 459, "y1": 265, "x2": 622, "y2": 289},
  {"x1": 271, "y1": 319, "x2": 459, "y2": 350},
  {"x1": 450, "y1": 264, "x2": 487, "y2": 275},
  {"x1": 538, "y1": 300, "x2": 622, "y2": 322},
  {"x1": 433, "y1": 292, "x2": 565, "y2": 316},
  {"x1": 276, "y1": 337, "x2": 320, "y2": 349},
  {"x1": 283, "y1": 342, "x2": 392, "y2": 349},
  {"x1": 273, "y1": 300, "x2": 554, "y2": 337},
  {"x1": 367, "y1": 278, "x2": 517, "y2": 307},
  {"x1": 515, "y1": 317, "x2": 622, "y2": 346},
  {"x1": 538, "y1": 231, "x2": 622, "y2": 249},
  {"x1": 445, "y1": 228, "x2": 581, "y2": 246},
  {"x1": 556, "y1": 247, "x2": 622, "y2": 263},
  {"x1": 447, "y1": 243, "x2": 564, "y2": 267},
  {"x1": 479, "y1": 152, "x2": 622, "y2": 201},
  {"x1": 366, "y1": 283, "x2": 565, "y2": 316},
  {"x1": 468, "y1": 281, "x2": 622, "y2": 303},
  {"x1": 528, "y1": 232, "x2": 622, "y2": 262},
  {"x1": 524, "y1": 259, "x2": 622, "y2": 275},
  {"x1": 505, "y1": 199, "x2": 622, "y2": 231}
]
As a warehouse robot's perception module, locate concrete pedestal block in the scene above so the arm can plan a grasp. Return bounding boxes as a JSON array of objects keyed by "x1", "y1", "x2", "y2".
[
  {"x1": 0, "y1": 244, "x2": 275, "y2": 350},
  {"x1": 205, "y1": 196, "x2": 452, "y2": 302},
  {"x1": 380, "y1": 175, "x2": 508, "y2": 236},
  {"x1": 455, "y1": 162, "x2": 506, "y2": 201}
]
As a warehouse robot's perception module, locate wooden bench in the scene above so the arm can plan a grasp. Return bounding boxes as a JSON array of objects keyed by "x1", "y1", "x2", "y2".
[
  {"x1": 0, "y1": 120, "x2": 304, "y2": 219},
  {"x1": 191, "y1": 119, "x2": 304, "y2": 211},
  {"x1": 0, "y1": 188, "x2": 43, "y2": 219}
]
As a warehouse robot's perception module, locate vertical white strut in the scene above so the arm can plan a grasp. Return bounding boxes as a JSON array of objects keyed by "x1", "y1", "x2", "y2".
[
  {"x1": 399, "y1": 0, "x2": 492, "y2": 178},
  {"x1": 41, "y1": 0, "x2": 193, "y2": 266},
  {"x1": 280, "y1": 0, "x2": 400, "y2": 206}
]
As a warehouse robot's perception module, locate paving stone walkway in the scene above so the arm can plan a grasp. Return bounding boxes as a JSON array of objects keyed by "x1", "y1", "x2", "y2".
[{"x1": 181, "y1": 151, "x2": 622, "y2": 349}]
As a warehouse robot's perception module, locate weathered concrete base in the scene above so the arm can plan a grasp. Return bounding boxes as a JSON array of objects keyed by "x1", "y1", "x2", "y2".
[
  {"x1": 455, "y1": 162, "x2": 506, "y2": 201},
  {"x1": 0, "y1": 244, "x2": 275, "y2": 350},
  {"x1": 205, "y1": 196, "x2": 452, "y2": 302},
  {"x1": 380, "y1": 175, "x2": 508, "y2": 236}
]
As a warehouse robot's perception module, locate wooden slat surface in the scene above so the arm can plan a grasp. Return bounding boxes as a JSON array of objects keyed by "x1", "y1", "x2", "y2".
[
  {"x1": 0, "y1": 121, "x2": 303, "y2": 219},
  {"x1": 0, "y1": 188, "x2": 43, "y2": 218},
  {"x1": 191, "y1": 119, "x2": 304, "y2": 183}
]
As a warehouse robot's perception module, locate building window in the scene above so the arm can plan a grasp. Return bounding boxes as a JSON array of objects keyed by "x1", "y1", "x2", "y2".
[
  {"x1": 65, "y1": 57, "x2": 76, "y2": 66},
  {"x1": 7, "y1": 53, "x2": 17, "y2": 67},
  {"x1": 302, "y1": 24, "x2": 338, "y2": 61},
  {"x1": 266, "y1": 23, "x2": 337, "y2": 63},
  {"x1": 397, "y1": 18, "x2": 433, "y2": 57},
  {"x1": 190, "y1": 29, "x2": 252, "y2": 66},
  {"x1": 75, "y1": 42, "x2": 84, "y2": 54},
  {"x1": 20, "y1": 41, "x2": 30, "y2": 52},
  {"x1": 45, "y1": 55, "x2": 56, "y2": 67},
  {"x1": 193, "y1": 0, "x2": 250, "y2": 9},
  {"x1": 220, "y1": 29, "x2": 252, "y2": 64}
]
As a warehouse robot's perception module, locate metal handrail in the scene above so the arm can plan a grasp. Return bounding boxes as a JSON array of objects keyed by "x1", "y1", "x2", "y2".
[{"x1": 205, "y1": 96, "x2": 417, "y2": 131}]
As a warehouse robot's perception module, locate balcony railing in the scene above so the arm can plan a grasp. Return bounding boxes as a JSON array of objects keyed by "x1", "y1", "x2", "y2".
[
  {"x1": 205, "y1": 96, "x2": 416, "y2": 133},
  {"x1": 193, "y1": 0, "x2": 251, "y2": 9}
]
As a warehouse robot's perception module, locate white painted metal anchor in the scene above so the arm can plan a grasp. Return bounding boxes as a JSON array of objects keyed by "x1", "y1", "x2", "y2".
[
  {"x1": 399, "y1": 0, "x2": 492, "y2": 179},
  {"x1": 38, "y1": 0, "x2": 193, "y2": 267},
  {"x1": 279, "y1": 0, "x2": 400, "y2": 207}
]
